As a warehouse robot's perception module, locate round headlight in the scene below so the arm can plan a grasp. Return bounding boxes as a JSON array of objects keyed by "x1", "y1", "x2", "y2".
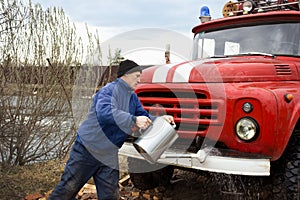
[
  {"x1": 235, "y1": 118, "x2": 259, "y2": 141},
  {"x1": 243, "y1": 1, "x2": 254, "y2": 12},
  {"x1": 242, "y1": 102, "x2": 253, "y2": 113}
]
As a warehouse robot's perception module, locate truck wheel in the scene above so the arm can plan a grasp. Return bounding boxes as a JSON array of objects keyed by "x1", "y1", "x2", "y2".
[
  {"x1": 271, "y1": 130, "x2": 300, "y2": 199},
  {"x1": 128, "y1": 158, "x2": 174, "y2": 190}
]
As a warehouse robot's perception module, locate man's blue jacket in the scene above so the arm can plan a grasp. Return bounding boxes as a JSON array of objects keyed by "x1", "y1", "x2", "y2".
[{"x1": 76, "y1": 78, "x2": 154, "y2": 166}]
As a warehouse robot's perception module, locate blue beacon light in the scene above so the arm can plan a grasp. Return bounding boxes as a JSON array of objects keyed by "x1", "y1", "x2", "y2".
[{"x1": 199, "y1": 6, "x2": 211, "y2": 22}]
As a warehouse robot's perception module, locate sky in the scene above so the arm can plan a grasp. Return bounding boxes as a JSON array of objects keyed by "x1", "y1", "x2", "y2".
[{"x1": 30, "y1": 0, "x2": 229, "y2": 65}]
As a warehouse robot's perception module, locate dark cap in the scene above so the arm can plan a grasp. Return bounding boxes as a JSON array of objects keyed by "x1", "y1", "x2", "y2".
[{"x1": 117, "y1": 59, "x2": 142, "y2": 78}]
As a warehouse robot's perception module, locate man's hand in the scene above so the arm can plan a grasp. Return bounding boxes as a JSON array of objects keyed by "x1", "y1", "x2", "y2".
[
  {"x1": 135, "y1": 115, "x2": 174, "y2": 130},
  {"x1": 136, "y1": 116, "x2": 152, "y2": 130},
  {"x1": 162, "y1": 115, "x2": 175, "y2": 124}
]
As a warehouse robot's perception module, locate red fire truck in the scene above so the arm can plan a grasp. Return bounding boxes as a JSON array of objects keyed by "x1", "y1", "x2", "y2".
[{"x1": 119, "y1": 0, "x2": 300, "y2": 198}]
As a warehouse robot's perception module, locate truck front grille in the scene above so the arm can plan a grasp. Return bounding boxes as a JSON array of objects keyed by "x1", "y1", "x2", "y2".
[{"x1": 137, "y1": 90, "x2": 223, "y2": 138}]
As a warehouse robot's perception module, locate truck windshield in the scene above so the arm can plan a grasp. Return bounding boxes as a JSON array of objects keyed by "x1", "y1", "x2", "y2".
[{"x1": 193, "y1": 22, "x2": 300, "y2": 59}]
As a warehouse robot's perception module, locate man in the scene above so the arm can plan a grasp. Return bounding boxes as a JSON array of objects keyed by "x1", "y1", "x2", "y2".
[{"x1": 48, "y1": 60, "x2": 174, "y2": 200}]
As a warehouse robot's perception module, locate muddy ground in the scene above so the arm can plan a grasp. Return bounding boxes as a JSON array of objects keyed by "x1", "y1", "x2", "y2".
[
  {"x1": 117, "y1": 169, "x2": 272, "y2": 200},
  {"x1": 157, "y1": 169, "x2": 272, "y2": 200},
  {"x1": 0, "y1": 158, "x2": 274, "y2": 200}
]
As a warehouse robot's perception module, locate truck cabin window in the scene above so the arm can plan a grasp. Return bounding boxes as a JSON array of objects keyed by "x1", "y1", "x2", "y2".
[{"x1": 193, "y1": 23, "x2": 300, "y2": 59}]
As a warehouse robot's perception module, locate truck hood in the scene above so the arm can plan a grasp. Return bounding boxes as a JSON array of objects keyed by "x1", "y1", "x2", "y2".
[{"x1": 140, "y1": 56, "x2": 299, "y2": 83}]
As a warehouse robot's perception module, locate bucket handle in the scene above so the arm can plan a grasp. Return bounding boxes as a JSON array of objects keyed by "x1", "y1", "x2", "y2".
[
  {"x1": 170, "y1": 122, "x2": 176, "y2": 128},
  {"x1": 138, "y1": 121, "x2": 176, "y2": 134}
]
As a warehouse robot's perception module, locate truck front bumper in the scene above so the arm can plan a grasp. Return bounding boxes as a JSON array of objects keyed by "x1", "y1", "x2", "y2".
[{"x1": 119, "y1": 142, "x2": 270, "y2": 176}]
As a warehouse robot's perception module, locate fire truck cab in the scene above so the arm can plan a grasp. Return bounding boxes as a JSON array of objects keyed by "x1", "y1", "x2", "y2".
[{"x1": 119, "y1": 1, "x2": 300, "y2": 198}]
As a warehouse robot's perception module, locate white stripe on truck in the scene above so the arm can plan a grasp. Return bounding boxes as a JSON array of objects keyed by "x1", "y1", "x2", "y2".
[{"x1": 152, "y1": 64, "x2": 175, "y2": 83}]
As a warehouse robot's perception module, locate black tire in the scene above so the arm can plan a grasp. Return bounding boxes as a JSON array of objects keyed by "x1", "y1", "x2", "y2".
[
  {"x1": 271, "y1": 130, "x2": 300, "y2": 199},
  {"x1": 128, "y1": 158, "x2": 174, "y2": 190}
]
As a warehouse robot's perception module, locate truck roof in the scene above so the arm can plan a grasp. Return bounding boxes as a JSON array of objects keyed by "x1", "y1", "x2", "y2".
[{"x1": 192, "y1": 10, "x2": 300, "y2": 34}]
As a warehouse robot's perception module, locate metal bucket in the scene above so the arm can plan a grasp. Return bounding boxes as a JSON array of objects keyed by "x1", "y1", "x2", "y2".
[{"x1": 133, "y1": 117, "x2": 178, "y2": 164}]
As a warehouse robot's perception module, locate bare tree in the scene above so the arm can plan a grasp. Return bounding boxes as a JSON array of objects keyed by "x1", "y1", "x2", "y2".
[
  {"x1": 0, "y1": 0, "x2": 27, "y2": 35},
  {"x1": 0, "y1": 0, "x2": 111, "y2": 165}
]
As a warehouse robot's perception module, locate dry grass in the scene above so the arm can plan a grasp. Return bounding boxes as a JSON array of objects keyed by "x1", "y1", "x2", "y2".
[
  {"x1": 0, "y1": 156, "x2": 129, "y2": 200},
  {"x1": 0, "y1": 159, "x2": 66, "y2": 200}
]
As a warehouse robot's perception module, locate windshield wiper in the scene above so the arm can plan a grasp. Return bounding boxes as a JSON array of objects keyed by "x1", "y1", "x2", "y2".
[
  {"x1": 209, "y1": 52, "x2": 276, "y2": 59},
  {"x1": 210, "y1": 55, "x2": 228, "y2": 58},
  {"x1": 233, "y1": 52, "x2": 276, "y2": 58}
]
